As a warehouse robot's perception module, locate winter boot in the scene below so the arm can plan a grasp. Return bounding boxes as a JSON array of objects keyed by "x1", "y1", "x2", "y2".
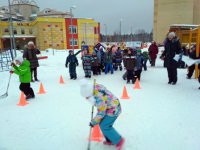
[
  {"x1": 103, "y1": 141, "x2": 113, "y2": 146},
  {"x1": 116, "y1": 138, "x2": 125, "y2": 150},
  {"x1": 35, "y1": 78, "x2": 39, "y2": 82},
  {"x1": 132, "y1": 80, "x2": 135, "y2": 84},
  {"x1": 171, "y1": 82, "x2": 176, "y2": 85},
  {"x1": 26, "y1": 94, "x2": 35, "y2": 100}
]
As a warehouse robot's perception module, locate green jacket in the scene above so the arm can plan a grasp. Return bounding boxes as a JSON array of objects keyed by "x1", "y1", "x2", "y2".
[
  {"x1": 142, "y1": 51, "x2": 149, "y2": 60},
  {"x1": 13, "y1": 60, "x2": 31, "y2": 83}
]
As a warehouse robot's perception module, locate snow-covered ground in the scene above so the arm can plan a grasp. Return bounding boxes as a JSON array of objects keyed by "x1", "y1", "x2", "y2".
[{"x1": 0, "y1": 50, "x2": 200, "y2": 150}]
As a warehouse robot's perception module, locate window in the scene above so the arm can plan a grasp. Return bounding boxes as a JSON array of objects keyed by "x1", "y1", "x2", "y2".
[
  {"x1": 96, "y1": 27, "x2": 99, "y2": 34},
  {"x1": 70, "y1": 39, "x2": 78, "y2": 46},
  {"x1": 29, "y1": 29, "x2": 33, "y2": 34},
  {"x1": 69, "y1": 26, "x2": 77, "y2": 34},
  {"x1": 21, "y1": 29, "x2": 25, "y2": 34},
  {"x1": 15, "y1": 9, "x2": 19, "y2": 13},
  {"x1": 32, "y1": 9, "x2": 37, "y2": 14},
  {"x1": 94, "y1": 27, "x2": 97, "y2": 34},
  {"x1": 13, "y1": 29, "x2": 17, "y2": 34},
  {"x1": 4, "y1": 28, "x2": 9, "y2": 33}
]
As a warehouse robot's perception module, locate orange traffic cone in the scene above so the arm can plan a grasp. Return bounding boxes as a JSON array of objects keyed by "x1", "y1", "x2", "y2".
[
  {"x1": 17, "y1": 92, "x2": 29, "y2": 106},
  {"x1": 121, "y1": 85, "x2": 130, "y2": 99},
  {"x1": 59, "y1": 75, "x2": 65, "y2": 84},
  {"x1": 134, "y1": 79, "x2": 141, "y2": 89},
  {"x1": 89, "y1": 124, "x2": 103, "y2": 142},
  {"x1": 37, "y1": 83, "x2": 46, "y2": 94}
]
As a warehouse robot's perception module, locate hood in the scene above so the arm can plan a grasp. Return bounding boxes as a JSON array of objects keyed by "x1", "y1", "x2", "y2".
[
  {"x1": 80, "y1": 79, "x2": 94, "y2": 97},
  {"x1": 21, "y1": 60, "x2": 30, "y2": 67}
]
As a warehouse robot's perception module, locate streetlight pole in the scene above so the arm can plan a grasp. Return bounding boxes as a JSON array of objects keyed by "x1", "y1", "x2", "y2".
[
  {"x1": 104, "y1": 24, "x2": 107, "y2": 43},
  {"x1": 131, "y1": 26, "x2": 133, "y2": 42},
  {"x1": 84, "y1": 23, "x2": 87, "y2": 45},
  {"x1": 70, "y1": 6, "x2": 76, "y2": 51},
  {"x1": 8, "y1": 0, "x2": 16, "y2": 58},
  {"x1": 120, "y1": 19, "x2": 122, "y2": 42},
  {"x1": 50, "y1": 24, "x2": 54, "y2": 55}
]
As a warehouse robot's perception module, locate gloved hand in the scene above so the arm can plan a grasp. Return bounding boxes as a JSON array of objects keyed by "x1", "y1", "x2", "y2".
[
  {"x1": 89, "y1": 122, "x2": 94, "y2": 128},
  {"x1": 160, "y1": 56, "x2": 164, "y2": 60},
  {"x1": 10, "y1": 70, "x2": 14, "y2": 74},
  {"x1": 11, "y1": 63, "x2": 16, "y2": 67}
]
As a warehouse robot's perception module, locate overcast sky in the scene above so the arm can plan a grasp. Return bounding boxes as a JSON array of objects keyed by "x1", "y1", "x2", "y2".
[{"x1": 0, "y1": 0, "x2": 154, "y2": 34}]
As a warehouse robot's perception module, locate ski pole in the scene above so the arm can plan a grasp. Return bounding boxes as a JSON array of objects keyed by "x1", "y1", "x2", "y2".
[
  {"x1": 0, "y1": 73, "x2": 12, "y2": 99},
  {"x1": 87, "y1": 106, "x2": 94, "y2": 150},
  {"x1": 87, "y1": 79, "x2": 96, "y2": 150}
]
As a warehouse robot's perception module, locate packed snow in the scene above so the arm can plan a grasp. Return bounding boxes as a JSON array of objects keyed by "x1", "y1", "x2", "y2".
[{"x1": 0, "y1": 49, "x2": 200, "y2": 150}]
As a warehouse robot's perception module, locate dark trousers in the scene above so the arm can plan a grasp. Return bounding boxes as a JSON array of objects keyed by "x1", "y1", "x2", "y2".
[
  {"x1": 92, "y1": 66, "x2": 100, "y2": 75},
  {"x1": 151, "y1": 59, "x2": 156, "y2": 66},
  {"x1": 198, "y1": 74, "x2": 200, "y2": 83},
  {"x1": 69, "y1": 65, "x2": 77, "y2": 78},
  {"x1": 143, "y1": 60, "x2": 147, "y2": 71},
  {"x1": 127, "y1": 70, "x2": 135, "y2": 82},
  {"x1": 135, "y1": 69, "x2": 142, "y2": 80},
  {"x1": 31, "y1": 68, "x2": 38, "y2": 80},
  {"x1": 122, "y1": 71, "x2": 127, "y2": 80},
  {"x1": 167, "y1": 67, "x2": 177, "y2": 83},
  {"x1": 19, "y1": 83, "x2": 35, "y2": 97},
  {"x1": 114, "y1": 63, "x2": 122, "y2": 71},
  {"x1": 100, "y1": 63, "x2": 105, "y2": 72},
  {"x1": 187, "y1": 64, "x2": 195, "y2": 78}
]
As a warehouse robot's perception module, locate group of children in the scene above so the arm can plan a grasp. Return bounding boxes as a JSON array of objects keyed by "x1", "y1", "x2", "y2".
[{"x1": 65, "y1": 43, "x2": 149, "y2": 84}]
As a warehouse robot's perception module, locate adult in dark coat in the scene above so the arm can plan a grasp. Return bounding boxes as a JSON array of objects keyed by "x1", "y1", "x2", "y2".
[
  {"x1": 23, "y1": 41, "x2": 40, "y2": 82},
  {"x1": 148, "y1": 41, "x2": 158, "y2": 66},
  {"x1": 160, "y1": 32, "x2": 181, "y2": 85},
  {"x1": 186, "y1": 45, "x2": 200, "y2": 79}
]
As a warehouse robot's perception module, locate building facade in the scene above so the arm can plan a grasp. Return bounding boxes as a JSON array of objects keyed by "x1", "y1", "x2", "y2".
[
  {"x1": 153, "y1": 0, "x2": 200, "y2": 43},
  {"x1": 65, "y1": 18, "x2": 100, "y2": 49},
  {"x1": 0, "y1": 17, "x2": 100, "y2": 50}
]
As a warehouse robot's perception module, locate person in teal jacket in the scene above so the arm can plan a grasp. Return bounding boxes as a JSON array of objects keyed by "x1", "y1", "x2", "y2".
[
  {"x1": 10, "y1": 56, "x2": 35, "y2": 99},
  {"x1": 80, "y1": 79, "x2": 125, "y2": 150}
]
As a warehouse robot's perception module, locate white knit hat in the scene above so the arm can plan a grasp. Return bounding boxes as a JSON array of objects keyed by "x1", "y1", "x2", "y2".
[
  {"x1": 15, "y1": 56, "x2": 24, "y2": 63},
  {"x1": 168, "y1": 32, "x2": 176, "y2": 38},
  {"x1": 80, "y1": 79, "x2": 94, "y2": 97},
  {"x1": 28, "y1": 41, "x2": 34, "y2": 46}
]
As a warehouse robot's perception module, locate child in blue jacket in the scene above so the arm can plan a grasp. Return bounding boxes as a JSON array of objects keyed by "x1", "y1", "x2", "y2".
[{"x1": 134, "y1": 49, "x2": 144, "y2": 81}]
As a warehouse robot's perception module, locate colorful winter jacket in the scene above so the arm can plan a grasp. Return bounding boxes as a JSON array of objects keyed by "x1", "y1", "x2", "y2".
[
  {"x1": 124, "y1": 54, "x2": 137, "y2": 70},
  {"x1": 13, "y1": 60, "x2": 31, "y2": 83},
  {"x1": 115, "y1": 50, "x2": 123, "y2": 63},
  {"x1": 83, "y1": 54, "x2": 93, "y2": 70},
  {"x1": 135, "y1": 54, "x2": 144, "y2": 71},
  {"x1": 104, "y1": 52, "x2": 113, "y2": 64},
  {"x1": 92, "y1": 54, "x2": 100, "y2": 67},
  {"x1": 91, "y1": 84, "x2": 122, "y2": 126},
  {"x1": 142, "y1": 51, "x2": 149, "y2": 60}
]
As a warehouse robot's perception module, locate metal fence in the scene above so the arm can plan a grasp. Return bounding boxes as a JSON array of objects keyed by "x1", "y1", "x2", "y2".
[{"x1": 0, "y1": 49, "x2": 13, "y2": 72}]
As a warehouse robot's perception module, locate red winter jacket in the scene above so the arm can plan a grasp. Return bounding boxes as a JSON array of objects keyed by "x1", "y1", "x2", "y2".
[{"x1": 148, "y1": 43, "x2": 158, "y2": 60}]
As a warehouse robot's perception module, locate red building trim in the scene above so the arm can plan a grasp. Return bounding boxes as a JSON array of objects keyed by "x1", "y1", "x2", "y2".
[
  {"x1": 65, "y1": 18, "x2": 79, "y2": 50},
  {"x1": 98, "y1": 23, "x2": 101, "y2": 42}
]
